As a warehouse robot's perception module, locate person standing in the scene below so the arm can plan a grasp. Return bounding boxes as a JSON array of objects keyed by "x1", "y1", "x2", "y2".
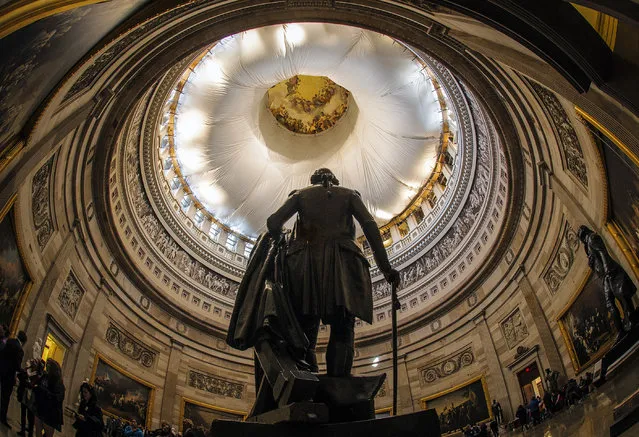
[
  {"x1": 34, "y1": 359, "x2": 65, "y2": 437},
  {"x1": 0, "y1": 330, "x2": 27, "y2": 428},
  {"x1": 491, "y1": 399, "x2": 503, "y2": 424},
  {"x1": 266, "y1": 168, "x2": 400, "y2": 376},
  {"x1": 73, "y1": 383, "x2": 103, "y2": 437}
]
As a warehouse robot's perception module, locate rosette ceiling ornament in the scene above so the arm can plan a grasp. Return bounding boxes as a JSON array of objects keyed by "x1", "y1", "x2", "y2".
[{"x1": 166, "y1": 23, "x2": 444, "y2": 238}]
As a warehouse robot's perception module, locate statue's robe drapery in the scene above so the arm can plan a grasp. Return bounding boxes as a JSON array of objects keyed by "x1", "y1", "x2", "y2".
[{"x1": 226, "y1": 232, "x2": 308, "y2": 355}]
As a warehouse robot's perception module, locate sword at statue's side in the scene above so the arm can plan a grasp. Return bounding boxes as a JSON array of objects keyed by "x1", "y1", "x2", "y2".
[{"x1": 391, "y1": 281, "x2": 401, "y2": 416}]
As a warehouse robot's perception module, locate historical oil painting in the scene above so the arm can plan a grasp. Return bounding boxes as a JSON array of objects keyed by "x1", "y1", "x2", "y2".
[
  {"x1": 0, "y1": 200, "x2": 31, "y2": 333},
  {"x1": 421, "y1": 376, "x2": 491, "y2": 435},
  {"x1": 181, "y1": 399, "x2": 244, "y2": 434},
  {"x1": 91, "y1": 356, "x2": 154, "y2": 427},
  {"x1": 558, "y1": 272, "x2": 616, "y2": 372},
  {"x1": 586, "y1": 119, "x2": 639, "y2": 262},
  {"x1": 0, "y1": 0, "x2": 150, "y2": 150}
]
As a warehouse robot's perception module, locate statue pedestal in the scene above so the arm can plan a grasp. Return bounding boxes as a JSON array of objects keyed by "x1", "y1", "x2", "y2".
[
  {"x1": 248, "y1": 374, "x2": 385, "y2": 424},
  {"x1": 210, "y1": 409, "x2": 441, "y2": 437},
  {"x1": 603, "y1": 316, "x2": 639, "y2": 379}
]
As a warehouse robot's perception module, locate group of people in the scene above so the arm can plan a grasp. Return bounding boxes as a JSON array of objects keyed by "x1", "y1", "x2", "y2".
[
  {"x1": 514, "y1": 373, "x2": 595, "y2": 430},
  {"x1": 0, "y1": 327, "x2": 105, "y2": 437},
  {"x1": 105, "y1": 418, "x2": 179, "y2": 437}
]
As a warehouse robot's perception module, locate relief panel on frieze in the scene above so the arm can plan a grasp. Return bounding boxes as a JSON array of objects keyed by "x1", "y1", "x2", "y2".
[
  {"x1": 57, "y1": 271, "x2": 84, "y2": 320},
  {"x1": 32, "y1": 155, "x2": 55, "y2": 250},
  {"x1": 419, "y1": 346, "x2": 474, "y2": 385},
  {"x1": 187, "y1": 370, "x2": 244, "y2": 399},
  {"x1": 543, "y1": 222, "x2": 580, "y2": 294},
  {"x1": 105, "y1": 322, "x2": 156, "y2": 368},
  {"x1": 528, "y1": 80, "x2": 588, "y2": 188},
  {"x1": 500, "y1": 308, "x2": 529, "y2": 349}
]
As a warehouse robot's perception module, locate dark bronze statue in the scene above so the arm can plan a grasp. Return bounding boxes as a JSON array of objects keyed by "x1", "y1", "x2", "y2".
[
  {"x1": 267, "y1": 168, "x2": 400, "y2": 376},
  {"x1": 578, "y1": 225, "x2": 636, "y2": 335},
  {"x1": 227, "y1": 168, "x2": 400, "y2": 420}
]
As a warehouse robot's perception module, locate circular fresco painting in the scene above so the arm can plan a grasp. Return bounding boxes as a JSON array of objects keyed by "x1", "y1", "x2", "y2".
[{"x1": 267, "y1": 75, "x2": 350, "y2": 134}]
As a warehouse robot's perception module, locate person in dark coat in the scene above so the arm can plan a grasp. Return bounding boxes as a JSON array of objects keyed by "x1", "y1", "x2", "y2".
[
  {"x1": 0, "y1": 330, "x2": 27, "y2": 428},
  {"x1": 73, "y1": 382, "x2": 102, "y2": 437},
  {"x1": 34, "y1": 358, "x2": 65, "y2": 437},
  {"x1": 266, "y1": 168, "x2": 400, "y2": 376}
]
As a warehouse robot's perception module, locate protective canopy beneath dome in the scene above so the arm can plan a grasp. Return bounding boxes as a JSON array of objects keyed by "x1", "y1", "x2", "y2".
[{"x1": 174, "y1": 23, "x2": 442, "y2": 237}]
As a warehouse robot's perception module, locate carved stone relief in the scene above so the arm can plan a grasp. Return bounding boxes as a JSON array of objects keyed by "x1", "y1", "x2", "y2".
[
  {"x1": 57, "y1": 272, "x2": 84, "y2": 320},
  {"x1": 32, "y1": 155, "x2": 55, "y2": 250},
  {"x1": 120, "y1": 98, "x2": 239, "y2": 298},
  {"x1": 543, "y1": 223, "x2": 580, "y2": 294},
  {"x1": 528, "y1": 81, "x2": 588, "y2": 188},
  {"x1": 501, "y1": 308, "x2": 529, "y2": 349},
  {"x1": 371, "y1": 83, "x2": 493, "y2": 299},
  {"x1": 187, "y1": 370, "x2": 244, "y2": 399},
  {"x1": 419, "y1": 346, "x2": 474, "y2": 384},
  {"x1": 105, "y1": 322, "x2": 156, "y2": 367}
]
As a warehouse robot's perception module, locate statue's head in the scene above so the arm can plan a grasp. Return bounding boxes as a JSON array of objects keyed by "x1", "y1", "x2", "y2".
[
  {"x1": 577, "y1": 225, "x2": 593, "y2": 243},
  {"x1": 310, "y1": 168, "x2": 340, "y2": 187}
]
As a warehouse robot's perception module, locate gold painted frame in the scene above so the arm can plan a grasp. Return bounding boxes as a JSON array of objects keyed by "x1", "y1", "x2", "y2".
[
  {"x1": 374, "y1": 406, "x2": 393, "y2": 417},
  {"x1": 90, "y1": 353, "x2": 156, "y2": 429},
  {"x1": 556, "y1": 270, "x2": 617, "y2": 374},
  {"x1": 0, "y1": 193, "x2": 34, "y2": 336},
  {"x1": 419, "y1": 375, "x2": 492, "y2": 433},
  {"x1": 179, "y1": 397, "x2": 246, "y2": 433},
  {"x1": 575, "y1": 106, "x2": 639, "y2": 280}
]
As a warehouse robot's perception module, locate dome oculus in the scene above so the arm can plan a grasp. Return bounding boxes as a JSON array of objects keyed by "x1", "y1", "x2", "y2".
[{"x1": 266, "y1": 75, "x2": 350, "y2": 134}]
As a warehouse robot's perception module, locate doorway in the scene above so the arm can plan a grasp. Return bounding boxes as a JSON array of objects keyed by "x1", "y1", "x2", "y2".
[{"x1": 517, "y1": 362, "x2": 543, "y2": 404}]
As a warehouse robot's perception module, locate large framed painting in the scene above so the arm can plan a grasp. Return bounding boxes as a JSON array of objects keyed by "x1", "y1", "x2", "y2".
[
  {"x1": 91, "y1": 354, "x2": 155, "y2": 428},
  {"x1": 420, "y1": 375, "x2": 491, "y2": 435},
  {"x1": 180, "y1": 398, "x2": 245, "y2": 434},
  {"x1": 0, "y1": 195, "x2": 33, "y2": 334},
  {"x1": 579, "y1": 111, "x2": 639, "y2": 268},
  {"x1": 557, "y1": 271, "x2": 616, "y2": 373}
]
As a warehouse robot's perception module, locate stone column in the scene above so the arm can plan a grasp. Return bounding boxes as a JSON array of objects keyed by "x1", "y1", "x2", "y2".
[
  {"x1": 23, "y1": 231, "x2": 76, "y2": 346},
  {"x1": 66, "y1": 282, "x2": 110, "y2": 405},
  {"x1": 516, "y1": 267, "x2": 565, "y2": 374},
  {"x1": 160, "y1": 339, "x2": 184, "y2": 424},
  {"x1": 473, "y1": 312, "x2": 513, "y2": 420}
]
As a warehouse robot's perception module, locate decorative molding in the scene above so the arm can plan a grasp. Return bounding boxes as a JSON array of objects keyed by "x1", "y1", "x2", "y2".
[
  {"x1": 500, "y1": 308, "x2": 529, "y2": 349},
  {"x1": 528, "y1": 80, "x2": 588, "y2": 188},
  {"x1": 543, "y1": 222, "x2": 580, "y2": 294},
  {"x1": 57, "y1": 271, "x2": 84, "y2": 320},
  {"x1": 187, "y1": 370, "x2": 244, "y2": 399},
  {"x1": 105, "y1": 322, "x2": 156, "y2": 368},
  {"x1": 32, "y1": 155, "x2": 55, "y2": 250},
  {"x1": 419, "y1": 345, "x2": 474, "y2": 384}
]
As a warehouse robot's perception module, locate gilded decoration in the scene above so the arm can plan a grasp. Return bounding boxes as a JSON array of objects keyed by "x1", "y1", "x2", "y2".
[
  {"x1": 528, "y1": 81, "x2": 588, "y2": 188},
  {"x1": 187, "y1": 370, "x2": 244, "y2": 399},
  {"x1": 500, "y1": 308, "x2": 529, "y2": 349},
  {"x1": 267, "y1": 75, "x2": 349, "y2": 134},
  {"x1": 419, "y1": 346, "x2": 474, "y2": 384},
  {"x1": 57, "y1": 271, "x2": 84, "y2": 320},
  {"x1": 543, "y1": 222, "x2": 580, "y2": 294},
  {"x1": 31, "y1": 155, "x2": 55, "y2": 250},
  {"x1": 105, "y1": 322, "x2": 156, "y2": 368}
]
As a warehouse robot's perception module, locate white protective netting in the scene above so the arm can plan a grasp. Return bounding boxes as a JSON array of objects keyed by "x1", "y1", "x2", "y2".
[{"x1": 174, "y1": 23, "x2": 442, "y2": 237}]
